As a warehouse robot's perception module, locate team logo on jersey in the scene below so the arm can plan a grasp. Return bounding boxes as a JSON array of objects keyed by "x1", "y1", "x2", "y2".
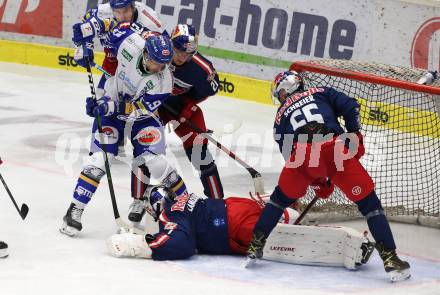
[
  {"x1": 121, "y1": 49, "x2": 133, "y2": 62},
  {"x1": 171, "y1": 194, "x2": 190, "y2": 212},
  {"x1": 94, "y1": 126, "x2": 119, "y2": 144},
  {"x1": 135, "y1": 127, "x2": 162, "y2": 145},
  {"x1": 351, "y1": 186, "x2": 362, "y2": 196}
]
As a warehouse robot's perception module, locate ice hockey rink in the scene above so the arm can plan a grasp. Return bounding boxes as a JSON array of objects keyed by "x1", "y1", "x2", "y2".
[{"x1": 0, "y1": 62, "x2": 439, "y2": 295}]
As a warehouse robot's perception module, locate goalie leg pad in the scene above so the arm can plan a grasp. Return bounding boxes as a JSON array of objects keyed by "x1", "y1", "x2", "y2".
[{"x1": 263, "y1": 224, "x2": 372, "y2": 269}]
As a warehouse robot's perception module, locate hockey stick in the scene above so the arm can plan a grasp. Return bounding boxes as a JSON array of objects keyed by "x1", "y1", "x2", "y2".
[
  {"x1": 82, "y1": 45, "x2": 142, "y2": 234},
  {"x1": 294, "y1": 196, "x2": 319, "y2": 225},
  {"x1": 0, "y1": 158, "x2": 29, "y2": 220},
  {"x1": 161, "y1": 102, "x2": 265, "y2": 194},
  {"x1": 93, "y1": 65, "x2": 264, "y2": 194}
]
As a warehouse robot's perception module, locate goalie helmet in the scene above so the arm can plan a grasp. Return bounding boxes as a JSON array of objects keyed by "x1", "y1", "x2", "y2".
[
  {"x1": 143, "y1": 185, "x2": 174, "y2": 221},
  {"x1": 271, "y1": 71, "x2": 304, "y2": 103},
  {"x1": 110, "y1": 0, "x2": 134, "y2": 9},
  {"x1": 171, "y1": 24, "x2": 198, "y2": 53}
]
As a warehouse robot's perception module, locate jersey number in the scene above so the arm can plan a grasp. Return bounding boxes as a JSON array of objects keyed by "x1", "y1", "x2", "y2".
[{"x1": 290, "y1": 103, "x2": 324, "y2": 130}]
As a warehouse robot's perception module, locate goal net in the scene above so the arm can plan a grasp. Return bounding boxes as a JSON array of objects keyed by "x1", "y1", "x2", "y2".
[{"x1": 290, "y1": 59, "x2": 440, "y2": 228}]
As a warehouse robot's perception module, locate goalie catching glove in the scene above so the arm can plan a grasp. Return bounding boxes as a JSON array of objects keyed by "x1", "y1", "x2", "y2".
[{"x1": 107, "y1": 231, "x2": 153, "y2": 258}]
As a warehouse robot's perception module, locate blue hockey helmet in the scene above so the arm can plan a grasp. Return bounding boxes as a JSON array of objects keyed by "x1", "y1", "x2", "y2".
[
  {"x1": 171, "y1": 24, "x2": 198, "y2": 53},
  {"x1": 109, "y1": 0, "x2": 134, "y2": 9},
  {"x1": 144, "y1": 33, "x2": 173, "y2": 64},
  {"x1": 271, "y1": 71, "x2": 304, "y2": 103}
]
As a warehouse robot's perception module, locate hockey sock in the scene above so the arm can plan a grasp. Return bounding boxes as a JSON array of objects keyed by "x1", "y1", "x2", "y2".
[
  {"x1": 356, "y1": 190, "x2": 396, "y2": 249},
  {"x1": 200, "y1": 163, "x2": 224, "y2": 199},
  {"x1": 131, "y1": 164, "x2": 151, "y2": 199},
  {"x1": 253, "y1": 186, "x2": 296, "y2": 237},
  {"x1": 72, "y1": 169, "x2": 103, "y2": 208},
  {"x1": 163, "y1": 170, "x2": 187, "y2": 198}
]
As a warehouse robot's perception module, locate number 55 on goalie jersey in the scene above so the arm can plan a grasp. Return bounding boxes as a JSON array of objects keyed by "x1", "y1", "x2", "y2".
[{"x1": 273, "y1": 87, "x2": 360, "y2": 157}]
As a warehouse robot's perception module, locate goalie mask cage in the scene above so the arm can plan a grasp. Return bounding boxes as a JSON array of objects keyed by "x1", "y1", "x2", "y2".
[{"x1": 290, "y1": 59, "x2": 440, "y2": 228}]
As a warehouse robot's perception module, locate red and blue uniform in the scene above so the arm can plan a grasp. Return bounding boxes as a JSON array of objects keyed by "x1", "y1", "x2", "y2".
[
  {"x1": 251, "y1": 85, "x2": 397, "y2": 254},
  {"x1": 148, "y1": 195, "x2": 264, "y2": 260},
  {"x1": 273, "y1": 87, "x2": 374, "y2": 202}
]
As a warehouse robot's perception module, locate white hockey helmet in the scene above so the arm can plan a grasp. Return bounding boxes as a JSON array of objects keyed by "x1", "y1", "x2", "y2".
[
  {"x1": 271, "y1": 71, "x2": 304, "y2": 103},
  {"x1": 143, "y1": 185, "x2": 175, "y2": 221}
]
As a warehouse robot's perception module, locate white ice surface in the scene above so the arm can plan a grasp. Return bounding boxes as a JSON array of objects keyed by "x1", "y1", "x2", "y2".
[{"x1": 0, "y1": 63, "x2": 439, "y2": 295}]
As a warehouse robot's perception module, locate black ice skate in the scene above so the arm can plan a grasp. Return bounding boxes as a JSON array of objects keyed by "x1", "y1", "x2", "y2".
[
  {"x1": 376, "y1": 243, "x2": 411, "y2": 282},
  {"x1": 128, "y1": 198, "x2": 146, "y2": 222},
  {"x1": 59, "y1": 203, "x2": 84, "y2": 237},
  {"x1": 244, "y1": 231, "x2": 267, "y2": 268},
  {"x1": 0, "y1": 241, "x2": 8, "y2": 258}
]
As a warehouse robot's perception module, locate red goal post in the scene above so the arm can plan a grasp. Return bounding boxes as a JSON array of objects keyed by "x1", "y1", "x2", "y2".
[{"x1": 288, "y1": 59, "x2": 440, "y2": 228}]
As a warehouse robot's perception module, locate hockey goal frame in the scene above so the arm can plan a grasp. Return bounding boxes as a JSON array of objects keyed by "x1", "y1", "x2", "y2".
[{"x1": 290, "y1": 60, "x2": 440, "y2": 228}]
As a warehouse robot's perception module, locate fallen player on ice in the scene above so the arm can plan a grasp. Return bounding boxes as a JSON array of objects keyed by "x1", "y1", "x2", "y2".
[{"x1": 107, "y1": 185, "x2": 376, "y2": 274}]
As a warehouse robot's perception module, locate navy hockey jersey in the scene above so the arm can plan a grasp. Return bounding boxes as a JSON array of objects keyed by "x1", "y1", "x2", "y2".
[
  {"x1": 163, "y1": 53, "x2": 219, "y2": 113},
  {"x1": 148, "y1": 194, "x2": 230, "y2": 260},
  {"x1": 273, "y1": 87, "x2": 360, "y2": 157}
]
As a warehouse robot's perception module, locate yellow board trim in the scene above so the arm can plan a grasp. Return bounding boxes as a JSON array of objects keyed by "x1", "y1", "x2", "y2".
[{"x1": 1, "y1": 40, "x2": 439, "y2": 138}]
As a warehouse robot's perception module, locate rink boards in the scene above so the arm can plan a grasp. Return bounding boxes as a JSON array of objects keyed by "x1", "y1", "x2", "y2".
[{"x1": 1, "y1": 39, "x2": 440, "y2": 139}]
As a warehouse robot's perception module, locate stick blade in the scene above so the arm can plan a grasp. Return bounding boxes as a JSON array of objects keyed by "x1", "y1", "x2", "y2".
[{"x1": 20, "y1": 204, "x2": 29, "y2": 220}]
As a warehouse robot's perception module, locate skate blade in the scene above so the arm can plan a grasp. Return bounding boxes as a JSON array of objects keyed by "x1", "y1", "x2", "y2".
[
  {"x1": 59, "y1": 224, "x2": 79, "y2": 237},
  {"x1": 244, "y1": 257, "x2": 257, "y2": 268},
  {"x1": 389, "y1": 268, "x2": 411, "y2": 282}
]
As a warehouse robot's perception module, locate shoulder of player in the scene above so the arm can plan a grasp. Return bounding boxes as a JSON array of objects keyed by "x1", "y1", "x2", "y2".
[
  {"x1": 189, "y1": 53, "x2": 217, "y2": 79},
  {"x1": 134, "y1": 2, "x2": 164, "y2": 32}
]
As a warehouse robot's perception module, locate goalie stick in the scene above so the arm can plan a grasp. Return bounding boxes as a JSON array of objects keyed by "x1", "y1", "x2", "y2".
[
  {"x1": 82, "y1": 46, "x2": 143, "y2": 234},
  {"x1": 0, "y1": 158, "x2": 29, "y2": 220},
  {"x1": 94, "y1": 65, "x2": 265, "y2": 195}
]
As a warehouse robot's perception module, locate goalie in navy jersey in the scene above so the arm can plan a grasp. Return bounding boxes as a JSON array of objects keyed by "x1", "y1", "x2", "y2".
[
  {"x1": 107, "y1": 185, "x2": 301, "y2": 260},
  {"x1": 245, "y1": 71, "x2": 410, "y2": 282},
  {"x1": 106, "y1": 184, "x2": 377, "y2": 271},
  {"x1": 128, "y1": 24, "x2": 224, "y2": 223}
]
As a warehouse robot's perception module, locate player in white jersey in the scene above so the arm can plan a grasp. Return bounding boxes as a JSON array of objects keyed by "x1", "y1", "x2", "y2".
[
  {"x1": 60, "y1": 24, "x2": 187, "y2": 237},
  {"x1": 71, "y1": 0, "x2": 168, "y2": 225},
  {"x1": 72, "y1": 0, "x2": 166, "y2": 96}
]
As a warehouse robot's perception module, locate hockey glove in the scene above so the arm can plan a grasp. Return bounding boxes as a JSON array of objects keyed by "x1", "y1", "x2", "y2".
[
  {"x1": 311, "y1": 178, "x2": 334, "y2": 199},
  {"x1": 179, "y1": 100, "x2": 199, "y2": 123},
  {"x1": 72, "y1": 17, "x2": 105, "y2": 45},
  {"x1": 352, "y1": 131, "x2": 365, "y2": 159},
  {"x1": 86, "y1": 96, "x2": 116, "y2": 117},
  {"x1": 73, "y1": 43, "x2": 95, "y2": 68}
]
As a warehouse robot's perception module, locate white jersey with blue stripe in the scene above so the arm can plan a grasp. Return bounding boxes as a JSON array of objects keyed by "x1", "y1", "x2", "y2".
[
  {"x1": 86, "y1": 2, "x2": 165, "y2": 48},
  {"x1": 103, "y1": 31, "x2": 173, "y2": 121}
]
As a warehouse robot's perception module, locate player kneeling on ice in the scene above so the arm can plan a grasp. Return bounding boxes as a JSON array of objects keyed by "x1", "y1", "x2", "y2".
[
  {"x1": 60, "y1": 25, "x2": 187, "y2": 237},
  {"x1": 106, "y1": 186, "x2": 374, "y2": 271},
  {"x1": 245, "y1": 71, "x2": 410, "y2": 282}
]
